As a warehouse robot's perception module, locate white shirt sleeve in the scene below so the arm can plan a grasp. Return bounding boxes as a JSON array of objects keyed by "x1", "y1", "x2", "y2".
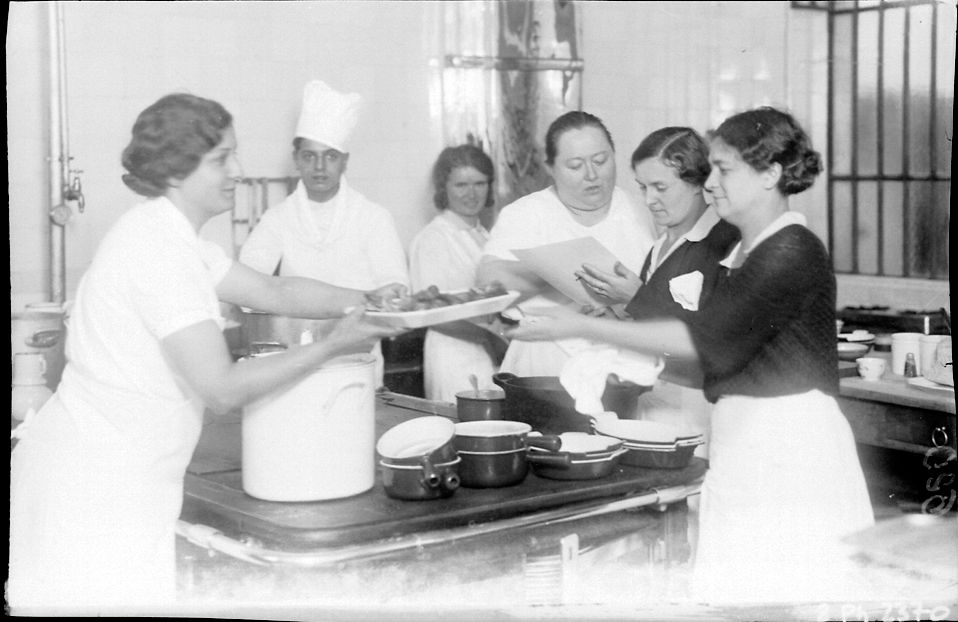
[
  {"x1": 127, "y1": 230, "x2": 226, "y2": 340},
  {"x1": 482, "y1": 200, "x2": 543, "y2": 262}
]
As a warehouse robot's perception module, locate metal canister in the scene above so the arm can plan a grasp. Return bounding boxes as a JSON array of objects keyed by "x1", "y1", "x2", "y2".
[{"x1": 11, "y1": 305, "x2": 67, "y2": 391}]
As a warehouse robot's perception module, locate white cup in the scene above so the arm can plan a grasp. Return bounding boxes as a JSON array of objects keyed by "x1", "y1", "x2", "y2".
[
  {"x1": 856, "y1": 357, "x2": 886, "y2": 382},
  {"x1": 891, "y1": 332, "x2": 922, "y2": 375},
  {"x1": 919, "y1": 335, "x2": 947, "y2": 377}
]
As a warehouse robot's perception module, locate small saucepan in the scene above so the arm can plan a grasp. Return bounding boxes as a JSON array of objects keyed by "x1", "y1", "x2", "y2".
[
  {"x1": 527, "y1": 432, "x2": 627, "y2": 480},
  {"x1": 453, "y1": 420, "x2": 561, "y2": 488},
  {"x1": 455, "y1": 389, "x2": 506, "y2": 422},
  {"x1": 377, "y1": 416, "x2": 461, "y2": 500}
]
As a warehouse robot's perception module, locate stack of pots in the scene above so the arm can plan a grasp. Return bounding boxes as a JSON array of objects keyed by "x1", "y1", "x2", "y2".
[
  {"x1": 377, "y1": 416, "x2": 461, "y2": 500},
  {"x1": 453, "y1": 420, "x2": 562, "y2": 488}
]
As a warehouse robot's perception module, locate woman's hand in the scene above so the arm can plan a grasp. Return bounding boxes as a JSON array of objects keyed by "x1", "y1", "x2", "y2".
[
  {"x1": 574, "y1": 262, "x2": 640, "y2": 304},
  {"x1": 365, "y1": 282, "x2": 408, "y2": 305},
  {"x1": 508, "y1": 305, "x2": 585, "y2": 342}
]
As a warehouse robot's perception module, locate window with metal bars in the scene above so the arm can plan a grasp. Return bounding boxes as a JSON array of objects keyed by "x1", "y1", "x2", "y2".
[{"x1": 792, "y1": 0, "x2": 953, "y2": 280}]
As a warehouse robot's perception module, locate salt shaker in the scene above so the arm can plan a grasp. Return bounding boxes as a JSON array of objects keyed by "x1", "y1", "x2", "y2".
[{"x1": 903, "y1": 352, "x2": 918, "y2": 378}]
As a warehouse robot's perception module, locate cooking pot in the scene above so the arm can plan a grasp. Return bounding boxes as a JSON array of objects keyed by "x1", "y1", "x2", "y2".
[
  {"x1": 491, "y1": 372, "x2": 650, "y2": 435},
  {"x1": 453, "y1": 420, "x2": 561, "y2": 488},
  {"x1": 455, "y1": 389, "x2": 506, "y2": 422},
  {"x1": 377, "y1": 416, "x2": 461, "y2": 500},
  {"x1": 527, "y1": 432, "x2": 627, "y2": 481},
  {"x1": 591, "y1": 418, "x2": 704, "y2": 469},
  {"x1": 242, "y1": 353, "x2": 377, "y2": 502},
  {"x1": 233, "y1": 308, "x2": 327, "y2": 354}
]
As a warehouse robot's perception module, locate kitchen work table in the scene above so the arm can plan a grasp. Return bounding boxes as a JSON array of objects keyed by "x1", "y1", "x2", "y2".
[
  {"x1": 176, "y1": 393, "x2": 708, "y2": 616},
  {"x1": 837, "y1": 350, "x2": 955, "y2": 455}
]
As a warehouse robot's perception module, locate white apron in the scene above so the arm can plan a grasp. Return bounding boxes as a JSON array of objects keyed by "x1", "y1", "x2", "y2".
[
  {"x1": 9, "y1": 388, "x2": 202, "y2": 611},
  {"x1": 692, "y1": 390, "x2": 875, "y2": 604}
]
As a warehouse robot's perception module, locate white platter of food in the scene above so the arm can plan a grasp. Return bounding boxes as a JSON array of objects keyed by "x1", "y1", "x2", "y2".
[{"x1": 364, "y1": 284, "x2": 520, "y2": 329}]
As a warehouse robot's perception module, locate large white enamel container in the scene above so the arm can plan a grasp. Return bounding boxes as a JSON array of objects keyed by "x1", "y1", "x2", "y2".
[{"x1": 242, "y1": 353, "x2": 376, "y2": 501}]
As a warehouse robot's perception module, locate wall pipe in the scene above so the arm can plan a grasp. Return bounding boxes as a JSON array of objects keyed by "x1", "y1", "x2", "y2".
[{"x1": 47, "y1": 1, "x2": 69, "y2": 304}]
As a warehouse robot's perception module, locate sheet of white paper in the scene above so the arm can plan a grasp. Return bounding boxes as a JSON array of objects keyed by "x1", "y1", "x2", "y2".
[{"x1": 512, "y1": 237, "x2": 624, "y2": 306}]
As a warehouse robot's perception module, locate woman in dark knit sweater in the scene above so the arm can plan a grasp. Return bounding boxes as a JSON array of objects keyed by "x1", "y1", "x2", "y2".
[{"x1": 512, "y1": 107, "x2": 874, "y2": 604}]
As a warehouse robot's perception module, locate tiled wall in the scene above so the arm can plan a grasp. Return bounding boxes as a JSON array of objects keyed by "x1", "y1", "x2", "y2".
[
  {"x1": 7, "y1": 1, "x2": 949, "y2": 313},
  {"x1": 7, "y1": 1, "x2": 444, "y2": 310}
]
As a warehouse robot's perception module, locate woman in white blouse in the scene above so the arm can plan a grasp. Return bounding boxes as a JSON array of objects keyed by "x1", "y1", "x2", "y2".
[
  {"x1": 409, "y1": 145, "x2": 504, "y2": 402},
  {"x1": 8, "y1": 93, "x2": 404, "y2": 613}
]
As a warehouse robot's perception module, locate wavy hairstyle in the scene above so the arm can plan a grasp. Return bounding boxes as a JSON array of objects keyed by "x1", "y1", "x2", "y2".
[
  {"x1": 431, "y1": 144, "x2": 495, "y2": 210},
  {"x1": 630, "y1": 127, "x2": 711, "y2": 187},
  {"x1": 544, "y1": 110, "x2": 615, "y2": 167},
  {"x1": 709, "y1": 107, "x2": 822, "y2": 195},
  {"x1": 121, "y1": 93, "x2": 233, "y2": 197}
]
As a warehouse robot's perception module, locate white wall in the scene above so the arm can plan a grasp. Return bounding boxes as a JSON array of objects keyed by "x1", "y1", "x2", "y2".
[
  {"x1": 7, "y1": 0, "x2": 444, "y2": 310},
  {"x1": 7, "y1": 1, "x2": 949, "y2": 313}
]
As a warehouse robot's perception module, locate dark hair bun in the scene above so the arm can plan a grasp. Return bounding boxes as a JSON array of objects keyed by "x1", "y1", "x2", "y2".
[{"x1": 121, "y1": 173, "x2": 165, "y2": 198}]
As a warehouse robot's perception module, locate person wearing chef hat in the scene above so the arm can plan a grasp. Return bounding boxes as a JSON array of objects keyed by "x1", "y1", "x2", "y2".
[{"x1": 240, "y1": 80, "x2": 409, "y2": 385}]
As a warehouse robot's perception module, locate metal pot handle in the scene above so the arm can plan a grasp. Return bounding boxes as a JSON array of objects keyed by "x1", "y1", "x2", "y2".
[
  {"x1": 526, "y1": 453, "x2": 573, "y2": 469},
  {"x1": 492, "y1": 372, "x2": 518, "y2": 389},
  {"x1": 319, "y1": 381, "x2": 368, "y2": 418},
  {"x1": 441, "y1": 471, "x2": 460, "y2": 492},
  {"x1": 419, "y1": 456, "x2": 442, "y2": 489},
  {"x1": 524, "y1": 433, "x2": 562, "y2": 453}
]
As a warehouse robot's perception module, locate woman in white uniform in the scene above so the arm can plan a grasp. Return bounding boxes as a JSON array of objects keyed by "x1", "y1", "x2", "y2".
[
  {"x1": 8, "y1": 94, "x2": 405, "y2": 614},
  {"x1": 409, "y1": 145, "x2": 504, "y2": 402},
  {"x1": 511, "y1": 107, "x2": 874, "y2": 604},
  {"x1": 477, "y1": 110, "x2": 657, "y2": 377}
]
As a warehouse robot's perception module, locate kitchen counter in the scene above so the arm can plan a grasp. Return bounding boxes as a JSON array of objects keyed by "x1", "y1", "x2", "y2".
[
  {"x1": 836, "y1": 350, "x2": 955, "y2": 455},
  {"x1": 839, "y1": 361, "x2": 955, "y2": 415}
]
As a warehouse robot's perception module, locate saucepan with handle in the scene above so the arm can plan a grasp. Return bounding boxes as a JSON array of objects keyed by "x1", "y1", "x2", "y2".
[{"x1": 453, "y1": 420, "x2": 561, "y2": 487}]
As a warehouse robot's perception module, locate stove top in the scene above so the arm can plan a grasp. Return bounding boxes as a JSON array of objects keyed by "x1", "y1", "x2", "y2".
[{"x1": 838, "y1": 306, "x2": 949, "y2": 335}]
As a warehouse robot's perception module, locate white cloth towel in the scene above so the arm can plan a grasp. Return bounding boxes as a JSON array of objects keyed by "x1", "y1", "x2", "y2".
[
  {"x1": 668, "y1": 270, "x2": 704, "y2": 311},
  {"x1": 559, "y1": 346, "x2": 664, "y2": 416}
]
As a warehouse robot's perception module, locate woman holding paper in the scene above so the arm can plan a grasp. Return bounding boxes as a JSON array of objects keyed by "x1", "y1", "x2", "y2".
[
  {"x1": 579, "y1": 128, "x2": 740, "y2": 454},
  {"x1": 510, "y1": 107, "x2": 874, "y2": 604},
  {"x1": 477, "y1": 110, "x2": 656, "y2": 377}
]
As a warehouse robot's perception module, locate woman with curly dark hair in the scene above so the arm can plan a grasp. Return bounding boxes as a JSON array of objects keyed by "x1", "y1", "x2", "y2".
[
  {"x1": 409, "y1": 144, "x2": 502, "y2": 401},
  {"x1": 9, "y1": 93, "x2": 405, "y2": 612},
  {"x1": 512, "y1": 107, "x2": 874, "y2": 604}
]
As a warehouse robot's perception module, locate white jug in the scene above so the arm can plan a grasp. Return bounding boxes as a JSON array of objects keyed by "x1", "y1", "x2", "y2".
[{"x1": 242, "y1": 353, "x2": 376, "y2": 502}]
